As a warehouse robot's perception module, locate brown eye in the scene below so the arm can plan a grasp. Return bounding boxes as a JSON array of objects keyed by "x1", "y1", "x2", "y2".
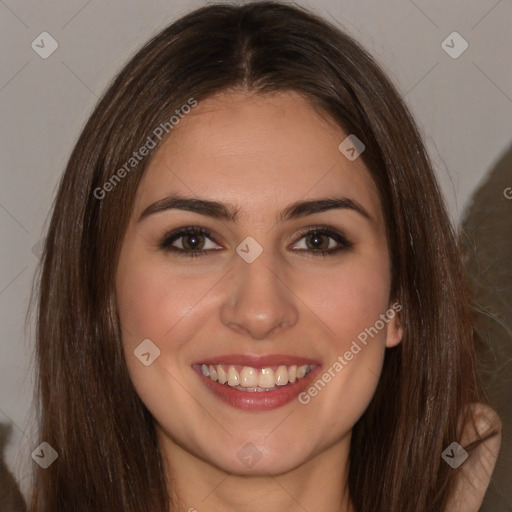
[
  {"x1": 304, "y1": 232, "x2": 331, "y2": 251},
  {"x1": 181, "y1": 232, "x2": 206, "y2": 250},
  {"x1": 291, "y1": 227, "x2": 353, "y2": 255},
  {"x1": 158, "y1": 227, "x2": 222, "y2": 257}
]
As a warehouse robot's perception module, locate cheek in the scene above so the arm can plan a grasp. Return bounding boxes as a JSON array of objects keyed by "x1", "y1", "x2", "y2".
[
  {"x1": 303, "y1": 253, "x2": 391, "y2": 347},
  {"x1": 294, "y1": 252, "x2": 391, "y2": 423},
  {"x1": 115, "y1": 254, "x2": 216, "y2": 434},
  {"x1": 116, "y1": 254, "x2": 218, "y2": 351}
]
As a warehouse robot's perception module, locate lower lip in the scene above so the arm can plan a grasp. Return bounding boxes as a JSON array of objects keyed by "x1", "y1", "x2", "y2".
[{"x1": 193, "y1": 366, "x2": 321, "y2": 411}]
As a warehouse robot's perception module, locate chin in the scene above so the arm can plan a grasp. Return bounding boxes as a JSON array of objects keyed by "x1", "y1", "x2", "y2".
[{"x1": 202, "y1": 438, "x2": 313, "y2": 476}]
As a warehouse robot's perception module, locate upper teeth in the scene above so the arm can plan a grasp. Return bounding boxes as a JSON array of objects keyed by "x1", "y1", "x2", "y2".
[{"x1": 201, "y1": 364, "x2": 312, "y2": 390}]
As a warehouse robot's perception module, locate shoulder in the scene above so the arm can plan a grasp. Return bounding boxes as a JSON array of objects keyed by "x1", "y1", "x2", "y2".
[{"x1": 444, "y1": 402, "x2": 502, "y2": 512}]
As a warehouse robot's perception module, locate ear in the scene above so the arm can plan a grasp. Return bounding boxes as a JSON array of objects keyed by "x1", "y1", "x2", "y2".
[{"x1": 385, "y1": 300, "x2": 403, "y2": 348}]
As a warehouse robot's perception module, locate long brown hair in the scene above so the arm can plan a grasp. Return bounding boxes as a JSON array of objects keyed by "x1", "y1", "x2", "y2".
[{"x1": 29, "y1": 2, "x2": 489, "y2": 510}]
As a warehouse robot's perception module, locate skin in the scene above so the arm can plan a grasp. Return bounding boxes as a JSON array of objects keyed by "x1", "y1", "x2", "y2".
[
  {"x1": 115, "y1": 89, "x2": 404, "y2": 512},
  {"x1": 445, "y1": 403, "x2": 501, "y2": 511}
]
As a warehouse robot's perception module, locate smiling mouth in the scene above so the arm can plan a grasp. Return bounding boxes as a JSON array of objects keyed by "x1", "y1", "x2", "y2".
[{"x1": 199, "y1": 363, "x2": 314, "y2": 392}]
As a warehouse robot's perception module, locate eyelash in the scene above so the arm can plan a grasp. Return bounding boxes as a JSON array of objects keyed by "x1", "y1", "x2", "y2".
[{"x1": 157, "y1": 225, "x2": 354, "y2": 258}]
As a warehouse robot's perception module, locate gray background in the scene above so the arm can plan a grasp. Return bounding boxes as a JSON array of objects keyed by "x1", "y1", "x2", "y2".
[{"x1": 1, "y1": 0, "x2": 511, "y2": 506}]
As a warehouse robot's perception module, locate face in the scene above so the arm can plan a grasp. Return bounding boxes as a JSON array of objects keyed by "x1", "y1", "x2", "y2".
[{"x1": 116, "y1": 90, "x2": 402, "y2": 477}]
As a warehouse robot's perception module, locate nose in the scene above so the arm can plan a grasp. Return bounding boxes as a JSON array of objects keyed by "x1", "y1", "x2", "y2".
[{"x1": 219, "y1": 253, "x2": 299, "y2": 340}]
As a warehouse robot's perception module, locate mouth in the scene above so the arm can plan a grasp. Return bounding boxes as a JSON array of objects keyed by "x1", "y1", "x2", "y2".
[
  {"x1": 192, "y1": 356, "x2": 321, "y2": 410},
  {"x1": 199, "y1": 363, "x2": 313, "y2": 390}
]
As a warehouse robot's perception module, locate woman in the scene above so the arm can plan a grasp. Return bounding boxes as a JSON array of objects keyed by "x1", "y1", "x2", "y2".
[{"x1": 29, "y1": 2, "x2": 501, "y2": 511}]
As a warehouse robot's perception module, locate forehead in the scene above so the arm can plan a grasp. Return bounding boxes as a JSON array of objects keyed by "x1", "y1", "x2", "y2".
[{"x1": 134, "y1": 90, "x2": 383, "y2": 227}]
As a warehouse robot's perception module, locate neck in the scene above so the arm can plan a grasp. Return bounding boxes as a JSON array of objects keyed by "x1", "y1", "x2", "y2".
[{"x1": 158, "y1": 429, "x2": 354, "y2": 512}]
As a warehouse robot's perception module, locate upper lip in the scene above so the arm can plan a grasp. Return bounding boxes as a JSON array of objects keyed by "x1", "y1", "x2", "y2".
[{"x1": 192, "y1": 353, "x2": 321, "y2": 368}]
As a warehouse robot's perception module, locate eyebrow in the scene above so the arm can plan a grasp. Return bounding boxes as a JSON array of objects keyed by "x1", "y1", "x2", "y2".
[{"x1": 137, "y1": 194, "x2": 372, "y2": 224}]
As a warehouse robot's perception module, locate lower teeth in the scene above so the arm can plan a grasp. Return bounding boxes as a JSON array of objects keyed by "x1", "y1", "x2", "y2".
[{"x1": 234, "y1": 385, "x2": 278, "y2": 392}]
